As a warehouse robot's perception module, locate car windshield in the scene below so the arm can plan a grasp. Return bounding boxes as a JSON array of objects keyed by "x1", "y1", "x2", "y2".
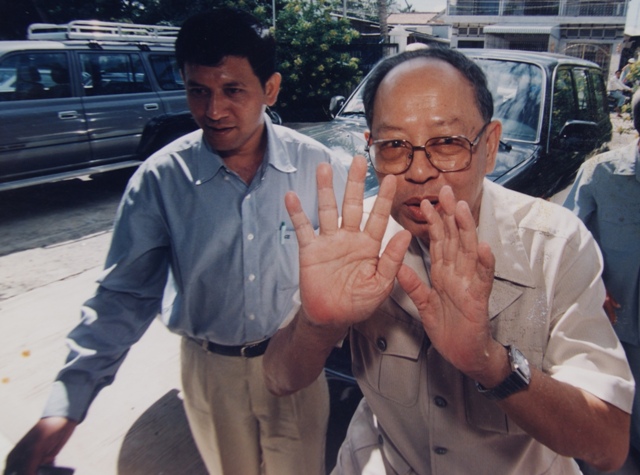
[
  {"x1": 340, "y1": 90, "x2": 365, "y2": 117},
  {"x1": 337, "y1": 57, "x2": 544, "y2": 143},
  {"x1": 476, "y1": 59, "x2": 543, "y2": 142}
]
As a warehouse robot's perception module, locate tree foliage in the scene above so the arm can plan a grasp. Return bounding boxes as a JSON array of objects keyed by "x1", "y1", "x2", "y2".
[
  {"x1": 1, "y1": 0, "x2": 364, "y2": 121},
  {"x1": 274, "y1": 0, "x2": 362, "y2": 120}
]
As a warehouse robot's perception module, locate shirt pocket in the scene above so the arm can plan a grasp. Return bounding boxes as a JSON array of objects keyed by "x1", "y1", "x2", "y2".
[
  {"x1": 598, "y1": 203, "x2": 640, "y2": 252},
  {"x1": 351, "y1": 305, "x2": 426, "y2": 407},
  {"x1": 275, "y1": 224, "x2": 300, "y2": 292}
]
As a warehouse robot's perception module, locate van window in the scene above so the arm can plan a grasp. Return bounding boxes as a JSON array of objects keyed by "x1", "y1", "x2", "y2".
[
  {"x1": 79, "y1": 52, "x2": 152, "y2": 96},
  {"x1": 149, "y1": 54, "x2": 183, "y2": 91},
  {"x1": 0, "y1": 52, "x2": 71, "y2": 101}
]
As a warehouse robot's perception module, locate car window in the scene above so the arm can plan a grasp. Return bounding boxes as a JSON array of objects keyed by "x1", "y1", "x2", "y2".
[
  {"x1": 573, "y1": 68, "x2": 592, "y2": 121},
  {"x1": 148, "y1": 54, "x2": 184, "y2": 91},
  {"x1": 0, "y1": 52, "x2": 71, "y2": 101},
  {"x1": 475, "y1": 59, "x2": 543, "y2": 142},
  {"x1": 79, "y1": 52, "x2": 152, "y2": 96},
  {"x1": 589, "y1": 69, "x2": 608, "y2": 121},
  {"x1": 550, "y1": 68, "x2": 576, "y2": 139}
]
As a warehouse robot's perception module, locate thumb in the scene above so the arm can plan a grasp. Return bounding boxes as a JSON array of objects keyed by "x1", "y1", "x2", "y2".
[
  {"x1": 376, "y1": 230, "x2": 411, "y2": 283},
  {"x1": 397, "y1": 263, "x2": 433, "y2": 312}
]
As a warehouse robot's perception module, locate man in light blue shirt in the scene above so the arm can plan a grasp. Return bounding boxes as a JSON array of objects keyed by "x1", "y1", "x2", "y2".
[
  {"x1": 564, "y1": 90, "x2": 640, "y2": 469},
  {"x1": 4, "y1": 9, "x2": 346, "y2": 475}
]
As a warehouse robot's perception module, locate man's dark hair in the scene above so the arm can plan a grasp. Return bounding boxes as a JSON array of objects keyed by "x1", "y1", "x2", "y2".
[
  {"x1": 175, "y1": 8, "x2": 276, "y2": 86},
  {"x1": 362, "y1": 47, "x2": 493, "y2": 128}
]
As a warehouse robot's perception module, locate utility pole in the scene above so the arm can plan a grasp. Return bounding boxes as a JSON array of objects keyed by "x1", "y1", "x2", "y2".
[{"x1": 378, "y1": 0, "x2": 388, "y2": 43}]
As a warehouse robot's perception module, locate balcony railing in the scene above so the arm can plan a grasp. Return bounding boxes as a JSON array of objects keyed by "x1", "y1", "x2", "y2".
[{"x1": 448, "y1": 0, "x2": 628, "y2": 17}]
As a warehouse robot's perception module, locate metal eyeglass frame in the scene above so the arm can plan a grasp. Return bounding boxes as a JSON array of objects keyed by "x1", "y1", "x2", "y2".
[{"x1": 365, "y1": 122, "x2": 491, "y2": 175}]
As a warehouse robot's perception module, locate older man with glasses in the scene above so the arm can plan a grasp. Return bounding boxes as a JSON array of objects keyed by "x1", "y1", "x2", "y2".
[{"x1": 263, "y1": 47, "x2": 634, "y2": 475}]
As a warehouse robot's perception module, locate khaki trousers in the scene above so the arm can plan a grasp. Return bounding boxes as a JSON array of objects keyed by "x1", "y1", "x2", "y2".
[{"x1": 181, "y1": 337, "x2": 329, "y2": 475}]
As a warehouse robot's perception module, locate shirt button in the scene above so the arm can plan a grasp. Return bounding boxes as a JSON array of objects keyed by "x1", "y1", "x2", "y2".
[
  {"x1": 434, "y1": 447, "x2": 448, "y2": 455},
  {"x1": 247, "y1": 233, "x2": 254, "y2": 241},
  {"x1": 434, "y1": 396, "x2": 448, "y2": 408},
  {"x1": 245, "y1": 194, "x2": 251, "y2": 200},
  {"x1": 248, "y1": 274, "x2": 256, "y2": 282},
  {"x1": 376, "y1": 337, "x2": 387, "y2": 352},
  {"x1": 248, "y1": 314, "x2": 256, "y2": 321}
]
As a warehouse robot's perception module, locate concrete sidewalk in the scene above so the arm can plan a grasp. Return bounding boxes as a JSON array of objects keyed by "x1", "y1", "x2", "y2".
[{"x1": 0, "y1": 233, "x2": 207, "y2": 474}]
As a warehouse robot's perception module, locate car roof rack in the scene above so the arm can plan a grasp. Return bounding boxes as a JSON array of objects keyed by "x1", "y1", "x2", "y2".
[{"x1": 27, "y1": 20, "x2": 180, "y2": 44}]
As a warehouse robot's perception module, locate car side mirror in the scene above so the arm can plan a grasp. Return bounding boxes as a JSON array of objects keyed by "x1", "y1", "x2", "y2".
[
  {"x1": 266, "y1": 107, "x2": 282, "y2": 125},
  {"x1": 554, "y1": 120, "x2": 599, "y2": 151},
  {"x1": 329, "y1": 96, "x2": 345, "y2": 118}
]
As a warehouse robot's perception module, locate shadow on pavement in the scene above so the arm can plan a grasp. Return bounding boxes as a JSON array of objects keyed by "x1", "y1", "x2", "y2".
[{"x1": 117, "y1": 389, "x2": 207, "y2": 475}]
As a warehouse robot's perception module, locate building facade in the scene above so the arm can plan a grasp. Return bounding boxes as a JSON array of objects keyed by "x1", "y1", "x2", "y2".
[{"x1": 444, "y1": 0, "x2": 629, "y2": 75}]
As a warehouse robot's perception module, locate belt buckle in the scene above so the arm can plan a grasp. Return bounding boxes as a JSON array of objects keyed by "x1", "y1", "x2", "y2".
[{"x1": 240, "y1": 343, "x2": 254, "y2": 358}]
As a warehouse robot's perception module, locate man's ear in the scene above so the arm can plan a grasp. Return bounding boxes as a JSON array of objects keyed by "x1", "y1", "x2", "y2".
[
  {"x1": 264, "y1": 72, "x2": 282, "y2": 106},
  {"x1": 364, "y1": 130, "x2": 371, "y2": 143},
  {"x1": 484, "y1": 120, "x2": 502, "y2": 175}
]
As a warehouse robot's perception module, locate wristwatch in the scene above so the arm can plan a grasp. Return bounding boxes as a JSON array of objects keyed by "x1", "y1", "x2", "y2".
[{"x1": 476, "y1": 345, "x2": 531, "y2": 401}]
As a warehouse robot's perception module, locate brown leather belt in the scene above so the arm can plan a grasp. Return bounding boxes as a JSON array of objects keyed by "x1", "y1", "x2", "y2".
[{"x1": 196, "y1": 338, "x2": 271, "y2": 358}]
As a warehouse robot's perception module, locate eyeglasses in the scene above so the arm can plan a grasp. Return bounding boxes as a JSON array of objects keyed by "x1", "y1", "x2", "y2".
[{"x1": 365, "y1": 122, "x2": 491, "y2": 175}]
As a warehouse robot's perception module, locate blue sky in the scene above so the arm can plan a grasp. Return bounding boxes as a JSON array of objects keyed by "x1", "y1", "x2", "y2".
[{"x1": 406, "y1": 0, "x2": 447, "y2": 12}]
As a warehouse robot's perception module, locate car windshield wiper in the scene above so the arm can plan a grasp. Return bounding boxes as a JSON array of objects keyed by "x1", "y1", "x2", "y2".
[
  {"x1": 500, "y1": 140, "x2": 512, "y2": 152},
  {"x1": 339, "y1": 110, "x2": 366, "y2": 117}
]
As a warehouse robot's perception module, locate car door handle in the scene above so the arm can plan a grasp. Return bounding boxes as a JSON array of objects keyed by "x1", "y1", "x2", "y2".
[
  {"x1": 144, "y1": 103, "x2": 160, "y2": 111},
  {"x1": 58, "y1": 111, "x2": 80, "y2": 120}
]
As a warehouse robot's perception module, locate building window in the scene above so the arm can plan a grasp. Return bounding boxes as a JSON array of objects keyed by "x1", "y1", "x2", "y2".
[
  {"x1": 503, "y1": 0, "x2": 559, "y2": 16},
  {"x1": 449, "y1": 0, "x2": 499, "y2": 15},
  {"x1": 561, "y1": 27, "x2": 622, "y2": 39},
  {"x1": 563, "y1": 0, "x2": 627, "y2": 16},
  {"x1": 563, "y1": 43, "x2": 612, "y2": 72},
  {"x1": 458, "y1": 40, "x2": 485, "y2": 48}
]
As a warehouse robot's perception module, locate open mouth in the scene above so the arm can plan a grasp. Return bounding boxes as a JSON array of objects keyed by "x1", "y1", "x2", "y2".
[
  {"x1": 407, "y1": 197, "x2": 439, "y2": 209},
  {"x1": 405, "y1": 197, "x2": 437, "y2": 221}
]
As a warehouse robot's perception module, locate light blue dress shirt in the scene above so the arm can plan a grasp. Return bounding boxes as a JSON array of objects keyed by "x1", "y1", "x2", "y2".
[
  {"x1": 564, "y1": 141, "x2": 640, "y2": 346},
  {"x1": 43, "y1": 116, "x2": 347, "y2": 421}
]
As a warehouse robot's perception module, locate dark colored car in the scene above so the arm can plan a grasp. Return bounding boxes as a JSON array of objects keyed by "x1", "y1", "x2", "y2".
[
  {"x1": 304, "y1": 49, "x2": 613, "y2": 470},
  {"x1": 295, "y1": 48, "x2": 612, "y2": 200}
]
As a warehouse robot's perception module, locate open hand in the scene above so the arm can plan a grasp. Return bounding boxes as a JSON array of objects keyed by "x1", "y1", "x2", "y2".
[
  {"x1": 285, "y1": 155, "x2": 411, "y2": 327},
  {"x1": 397, "y1": 186, "x2": 498, "y2": 378}
]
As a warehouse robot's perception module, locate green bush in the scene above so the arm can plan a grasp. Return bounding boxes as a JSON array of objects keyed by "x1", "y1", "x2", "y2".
[{"x1": 274, "y1": 0, "x2": 363, "y2": 121}]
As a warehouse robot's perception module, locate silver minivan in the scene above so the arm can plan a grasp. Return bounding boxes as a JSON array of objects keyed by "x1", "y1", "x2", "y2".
[{"x1": 0, "y1": 20, "x2": 188, "y2": 191}]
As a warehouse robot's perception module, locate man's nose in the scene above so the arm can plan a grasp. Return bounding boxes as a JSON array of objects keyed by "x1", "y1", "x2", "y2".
[
  {"x1": 206, "y1": 93, "x2": 229, "y2": 120},
  {"x1": 404, "y1": 149, "x2": 439, "y2": 183}
]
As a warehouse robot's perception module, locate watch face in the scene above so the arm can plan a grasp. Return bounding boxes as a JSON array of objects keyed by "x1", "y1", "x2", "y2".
[
  {"x1": 511, "y1": 347, "x2": 531, "y2": 380},
  {"x1": 476, "y1": 345, "x2": 531, "y2": 400}
]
